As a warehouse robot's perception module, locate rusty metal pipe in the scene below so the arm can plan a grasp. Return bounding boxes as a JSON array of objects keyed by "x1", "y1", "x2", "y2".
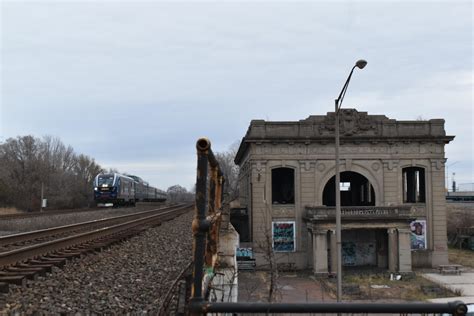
[
  {"x1": 196, "y1": 301, "x2": 467, "y2": 315},
  {"x1": 191, "y1": 142, "x2": 210, "y2": 306},
  {"x1": 196, "y1": 138, "x2": 217, "y2": 167},
  {"x1": 191, "y1": 138, "x2": 226, "y2": 315}
]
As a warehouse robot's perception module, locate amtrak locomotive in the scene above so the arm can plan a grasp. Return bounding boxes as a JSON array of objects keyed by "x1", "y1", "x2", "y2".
[{"x1": 93, "y1": 173, "x2": 167, "y2": 206}]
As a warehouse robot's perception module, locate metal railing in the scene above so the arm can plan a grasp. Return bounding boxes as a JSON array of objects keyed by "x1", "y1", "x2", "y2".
[{"x1": 188, "y1": 138, "x2": 467, "y2": 316}]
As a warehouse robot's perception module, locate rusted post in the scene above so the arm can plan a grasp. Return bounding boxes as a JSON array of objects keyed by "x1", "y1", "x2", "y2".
[
  {"x1": 190, "y1": 138, "x2": 225, "y2": 315},
  {"x1": 208, "y1": 166, "x2": 217, "y2": 215},
  {"x1": 205, "y1": 165, "x2": 217, "y2": 268},
  {"x1": 216, "y1": 174, "x2": 223, "y2": 210},
  {"x1": 190, "y1": 138, "x2": 211, "y2": 314}
]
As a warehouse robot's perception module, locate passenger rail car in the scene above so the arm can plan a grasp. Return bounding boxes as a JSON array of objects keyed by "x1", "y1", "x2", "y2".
[
  {"x1": 94, "y1": 173, "x2": 167, "y2": 206},
  {"x1": 126, "y1": 175, "x2": 167, "y2": 202}
]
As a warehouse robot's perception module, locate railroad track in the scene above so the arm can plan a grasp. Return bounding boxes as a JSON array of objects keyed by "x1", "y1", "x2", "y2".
[
  {"x1": 0, "y1": 204, "x2": 192, "y2": 293},
  {"x1": 0, "y1": 207, "x2": 106, "y2": 221},
  {"x1": 0, "y1": 204, "x2": 185, "y2": 252},
  {"x1": 0, "y1": 202, "x2": 167, "y2": 220}
]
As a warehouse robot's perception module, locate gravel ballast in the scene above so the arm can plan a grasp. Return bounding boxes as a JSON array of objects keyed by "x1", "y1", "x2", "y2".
[
  {"x1": 0, "y1": 204, "x2": 168, "y2": 236},
  {"x1": 1, "y1": 211, "x2": 193, "y2": 314}
]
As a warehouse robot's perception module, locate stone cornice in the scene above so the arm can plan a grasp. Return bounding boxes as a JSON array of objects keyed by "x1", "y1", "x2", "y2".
[{"x1": 234, "y1": 109, "x2": 454, "y2": 164}]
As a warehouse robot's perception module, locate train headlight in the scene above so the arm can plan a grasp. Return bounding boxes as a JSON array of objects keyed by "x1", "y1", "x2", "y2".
[{"x1": 94, "y1": 187, "x2": 98, "y2": 191}]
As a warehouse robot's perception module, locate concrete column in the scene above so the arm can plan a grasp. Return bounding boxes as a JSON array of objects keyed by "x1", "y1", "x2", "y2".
[
  {"x1": 312, "y1": 230, "x2": 328, "y2": 275},
  {"x1": 398, "y1": 228, "x2": 413, "y2": 272},
  {"x1": 307, "y1": 229, "x2": 314, "y2": 269},
  {"x1": 377, "y1": 230, "x2": 388, "y2": 268},
  {"x1": 387, "y1": 228, "x2": 398, "y2": 272},
  {"x1": 329, "y1": 229, "x2": 337, "y2": 273}
]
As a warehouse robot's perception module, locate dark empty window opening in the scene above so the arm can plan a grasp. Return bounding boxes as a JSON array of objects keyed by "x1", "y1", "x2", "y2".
[
  {"x1": 230, "y1": 208, "x2": 251, "y2": 242},
  {"x1": 323, "y1": 171, "x2": 375, "y2": 206},
  {"x1": 403, "y1": 167, "x2": 425, "y2": 203},
  {"x1": 272, "y1": 168, "x2": 295, "y2": 204}
]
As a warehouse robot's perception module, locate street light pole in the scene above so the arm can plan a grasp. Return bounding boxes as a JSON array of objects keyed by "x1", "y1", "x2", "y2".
[
  {"x1": 445, "y1": 161, "x2": 459, "y2": 192},
  {"x1": 334, "y1": 59, "x2": 367, "y2": 302}
]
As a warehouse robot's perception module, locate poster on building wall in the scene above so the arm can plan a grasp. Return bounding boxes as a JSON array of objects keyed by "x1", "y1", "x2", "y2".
[
  {"x1": 410, "y1": 219, "x2": 427, "y2": 250},
  {"x1": 272, "y1": 221, "x2": 295, "y2": 252}
]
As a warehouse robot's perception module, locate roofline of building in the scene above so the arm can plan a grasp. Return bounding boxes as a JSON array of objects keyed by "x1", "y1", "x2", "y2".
[{"x1": 234, "y1": 135, "x2": 455, "y2": 165}]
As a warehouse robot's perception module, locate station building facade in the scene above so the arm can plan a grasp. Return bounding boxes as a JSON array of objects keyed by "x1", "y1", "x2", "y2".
[{"x1": 234, "y1": 109, "x2": 454, "y2": 273}]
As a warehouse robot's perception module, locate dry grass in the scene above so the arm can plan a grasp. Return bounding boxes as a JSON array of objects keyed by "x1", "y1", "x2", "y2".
[
  {"x1": 336, "y1": 273, "x2": 457, "y2": 301},
  {"x1": 446, "y1": 203, "x2": 474, "y2": 236},
  {"x1": 0, "y1": 207, "x2": 23, "y2": 215},
  {"x1": 449, "y1": 248, "x2": 474, "y2": 268}
]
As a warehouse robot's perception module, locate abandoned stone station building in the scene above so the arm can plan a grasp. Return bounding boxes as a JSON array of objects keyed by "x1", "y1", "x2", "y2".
[{"x1": 233, "y1": 109, "x2": 454, "y2": 274}]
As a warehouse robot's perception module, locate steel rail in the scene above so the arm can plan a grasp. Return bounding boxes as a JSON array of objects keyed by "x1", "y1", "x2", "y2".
[
  {"x1": 0, "y1": 207, "x2": 108, "y2": 220},
  {"x1": 0, "y1": 204, "x2": 192, "y2": 269},
  {"x1": 157, "y1": 261, "x2": 193, "y2": 316},
  {"x1": 0, "y1": 202, "x2": 168, "y2": 220},
  {"x1": 0, "y1": 203, "x2": 185, "y2": 247},
  {"x1": 197, "y1": 301, "x2": 468, "y2": 315}
]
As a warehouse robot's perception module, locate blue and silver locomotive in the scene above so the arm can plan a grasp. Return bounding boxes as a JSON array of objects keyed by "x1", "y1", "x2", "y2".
[{"x1": 93, "y1": 173, "x2": 167, "y2": 206}]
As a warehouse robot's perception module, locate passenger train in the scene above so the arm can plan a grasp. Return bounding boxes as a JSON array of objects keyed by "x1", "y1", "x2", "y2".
[{"x1": 93, "y1": 173, "x2": 167, "y2": 206}]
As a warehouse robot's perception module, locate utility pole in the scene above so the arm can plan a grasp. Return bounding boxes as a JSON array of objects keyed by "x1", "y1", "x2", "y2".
[
  {"x1": 40, "y1": 182, "x2": 44, "y2": 212},
  {"x1": 334, "y1": 59, "x2": 367, "y2": 302}
]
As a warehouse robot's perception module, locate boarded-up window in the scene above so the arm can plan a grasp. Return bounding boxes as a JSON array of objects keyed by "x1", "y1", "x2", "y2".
[
  {"x1": 403, "y1": 167, "x2": 425, "y2": 203},
  {"x1": 272, "y1": 168, "x2": 295, "y2": 204}
]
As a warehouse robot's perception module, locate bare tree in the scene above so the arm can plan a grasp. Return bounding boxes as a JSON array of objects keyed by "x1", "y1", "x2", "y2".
[
  {"x1": 0, "y1": 135, "x2": 104, "y2": 210},
  {"x1": 106, "y1": 167, "x2": 119, "y2": 174},
  {"x1": 0, "y1": 136, "x2": 43, "y2": 211},
  {"x1": 215, "y1": 141, "x2": 240, "y2": 200},
  {"x1": 254, "y1": 206, "x2": 280, "y2": 303},
  {"x1": 72, "y1": 154, "x2": 103, "y2": 207},
  {"x1": 166, "y1": 184, "x2": 194, "y2": 202}
]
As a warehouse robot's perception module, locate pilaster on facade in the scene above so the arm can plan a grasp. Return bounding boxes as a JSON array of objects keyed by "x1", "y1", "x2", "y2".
[
  {"x1": 387, "y1": 228, "x2": 398, "y2": 272},
  {"x1": 329, "y1": 229, "x2": 337, "y2": 274},
  {"x1": 397, "y1": 228, "x2": 412, "y2": 272},
  {"x1": 311, "y1": 229, "x2": 329, "y2": 275}
]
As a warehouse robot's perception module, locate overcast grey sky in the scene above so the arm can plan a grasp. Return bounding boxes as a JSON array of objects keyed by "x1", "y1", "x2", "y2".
[{"x1": 1, "y1": 1, "x2": 472, "y2": 191}]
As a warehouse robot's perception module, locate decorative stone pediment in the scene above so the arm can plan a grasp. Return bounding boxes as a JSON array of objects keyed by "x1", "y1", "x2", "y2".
[{"x1": 318, "y1": 109, "x2": 379, "y2": 136}]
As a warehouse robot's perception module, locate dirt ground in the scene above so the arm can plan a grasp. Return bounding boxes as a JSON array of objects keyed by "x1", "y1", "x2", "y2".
[
  {"x1": 0, "y1": 207, "x2": 22, "y2": 215},
  {"x1": 449, "y1": 248, "x2": 474, "y2": 268},
  {"x1": 238, "y1": 241, "x2": 474, "y2": 304},
  {"x1": 238, "y1": 269, "x2": 459, "y2": 303}
]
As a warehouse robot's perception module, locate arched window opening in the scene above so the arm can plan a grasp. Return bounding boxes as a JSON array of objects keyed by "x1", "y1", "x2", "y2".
[
  {"x1": 403, "y1": 167, "x2": 425, "y2": 203},
  {"x1": 323, "y1": 171, "x2": 375, "y2": 206},
  {"x1": 272, "y1": 168, "x2": 295, "y2": 204}
]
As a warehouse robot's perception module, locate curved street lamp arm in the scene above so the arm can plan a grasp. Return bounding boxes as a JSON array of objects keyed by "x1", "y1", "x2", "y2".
[{"x1": 335, "y1": 65, "x2": 357, "y2": 113}]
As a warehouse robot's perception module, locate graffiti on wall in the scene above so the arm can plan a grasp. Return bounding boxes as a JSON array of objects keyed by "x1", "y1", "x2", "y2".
[
  {"x1": 236, "y1": 247, "x2": 254, "y2": 259},
  {"x1": 410, "y1": 219, "x2": 427, "y2": 250},
  {"x1": 342, "y1": 242, "x2": 376, "y2": 266},
  {"x1": 272, "y1": 221, "x2": 295, "y2": 252},
  {"x1": 342, "y1": 242, "x2": 356, "y2": 265}
]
